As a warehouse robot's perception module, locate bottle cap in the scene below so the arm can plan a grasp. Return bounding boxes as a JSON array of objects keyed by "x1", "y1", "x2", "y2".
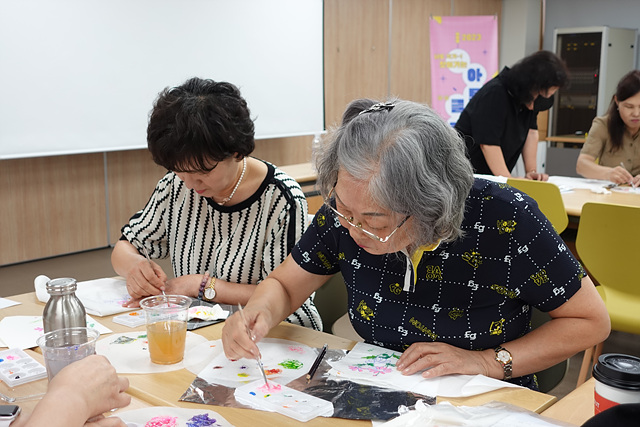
[{"x1": 45, "y1": 278, "x2": 78, "y2": 295}]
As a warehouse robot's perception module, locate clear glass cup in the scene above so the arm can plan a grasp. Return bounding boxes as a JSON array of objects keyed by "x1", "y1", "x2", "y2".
[
  {"x1": 36, "y1": 327, "x2": 100, "y2": 381},
  {"x1": 139, "y1": 295, "x2": 191, "y2": 365}
]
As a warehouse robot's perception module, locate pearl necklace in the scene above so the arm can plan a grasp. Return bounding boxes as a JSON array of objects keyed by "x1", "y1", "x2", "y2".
[{"x1": 217, "y1": 157, "x2": 247, "y2": 206}]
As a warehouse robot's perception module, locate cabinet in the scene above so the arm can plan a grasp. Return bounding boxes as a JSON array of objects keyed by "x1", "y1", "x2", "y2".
[
  {"x1": 546, "y1": 26, "x2": 636, "y2": 177},
  {"x1": 550, "y1": 26, "x2": 637, "y2": 137}
]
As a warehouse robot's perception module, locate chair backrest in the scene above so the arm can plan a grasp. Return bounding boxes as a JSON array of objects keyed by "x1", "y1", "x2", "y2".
[
  {"x1": 312, "y1": 272, "x2": 348, "y2": 333},
  {"x1": 576, "y1": 202, "x2": 640, "y2": 294},
  {"x1": 506, "y1": 178, "x2": 569, "y2": 234}
]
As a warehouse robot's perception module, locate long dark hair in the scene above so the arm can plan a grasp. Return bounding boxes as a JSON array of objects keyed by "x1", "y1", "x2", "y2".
[
  {"x1": 502, "y1": 51, "x2": 569, "y2": 106},
  {"x1": 607, "y1": 70, "x2": 640, "y2": 151}
]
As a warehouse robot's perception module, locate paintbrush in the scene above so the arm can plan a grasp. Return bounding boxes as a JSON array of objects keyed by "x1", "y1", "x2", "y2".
[
  {"x1": 237, "y1": 303, "x2": 269, "y2": 387},
  {"x1": 620, "y1": 162, "x2": 637, "y2": 188},
  {"x1": 141, "y1": 246, "x2": 167, "y2": 298}
]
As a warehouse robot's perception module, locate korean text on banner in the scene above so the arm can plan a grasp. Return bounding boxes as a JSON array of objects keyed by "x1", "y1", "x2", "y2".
[{"x1": 429, "y1": 15, "x2": 498, "y2": 126}]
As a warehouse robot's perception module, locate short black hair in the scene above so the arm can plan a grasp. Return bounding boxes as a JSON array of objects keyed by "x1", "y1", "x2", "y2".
[
  {"x1": 147, "y1": 77, "x2": 255, "y2": 172},
  {"x1": 504, "y1": 50, "x2": 570, "y2": 106}
]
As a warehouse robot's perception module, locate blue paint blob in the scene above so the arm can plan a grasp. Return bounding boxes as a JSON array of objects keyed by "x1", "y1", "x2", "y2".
[{"x1": 186, "y1": 413, "x2": 217, "y2": 427}]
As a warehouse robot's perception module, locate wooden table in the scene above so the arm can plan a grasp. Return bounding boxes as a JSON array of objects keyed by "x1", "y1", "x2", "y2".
[
  {"x1": 561, "y1": 188, "x2": 640, "y2": 218},
  {"x1": 541, "y1": 378, "x2": 595, "y2": 425},
  {"x1": 1, "y1": 292, "x2": 558, "y2": 425}
]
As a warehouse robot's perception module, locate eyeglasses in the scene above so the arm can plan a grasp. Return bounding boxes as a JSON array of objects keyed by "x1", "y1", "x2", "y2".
[{"x1": 325, "y1": 187, "x2": 409, "y2": 243}]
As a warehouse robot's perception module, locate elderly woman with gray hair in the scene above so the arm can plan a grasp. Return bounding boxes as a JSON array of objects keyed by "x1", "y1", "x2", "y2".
[{"x1": 222, "y1": 98, "x2": 610, "y2": 390}]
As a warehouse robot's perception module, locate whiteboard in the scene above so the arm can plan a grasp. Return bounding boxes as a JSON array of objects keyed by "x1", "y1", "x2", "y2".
[{"x1": 0, "y1": 0, "x2": 324, "y2": 159}]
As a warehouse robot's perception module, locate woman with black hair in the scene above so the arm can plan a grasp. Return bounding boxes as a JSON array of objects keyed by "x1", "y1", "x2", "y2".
[
  {"x1": 455, "y1": 50, "x2": 569, "y2": 181},
  {"x1": 111, "y1": 77, "x2": 321, "y2": 330},
  {"x1": 576, "y1": 70, "x2": 640, "y2": 186}
]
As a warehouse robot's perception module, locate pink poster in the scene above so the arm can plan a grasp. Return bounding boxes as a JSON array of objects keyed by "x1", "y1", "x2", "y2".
[{"x1": 429, "y1": 16, "x2": 498, "y2": 126}]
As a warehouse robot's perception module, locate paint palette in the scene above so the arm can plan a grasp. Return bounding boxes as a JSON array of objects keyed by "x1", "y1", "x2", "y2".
[
  {"x1": 112, "y1": 310, "x2": 146, "y2": 328},
  {"x1": 234, "y1": 380, "x2": 334, "y2": 422},
  {"x1": 0, "y1": 348, "x2": 47, "y2": 387}
]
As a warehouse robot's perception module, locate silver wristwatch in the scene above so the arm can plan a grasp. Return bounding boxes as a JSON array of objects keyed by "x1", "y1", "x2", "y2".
[{"x1": 494, "y1": 346, "x2": 513, "y2": 380}]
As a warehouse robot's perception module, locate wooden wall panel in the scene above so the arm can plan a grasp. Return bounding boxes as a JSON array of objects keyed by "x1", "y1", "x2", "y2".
[
  {"x1": 390, "y1": 0, "x2": 450, "y2": 103},
  {"x1": 324, "y1": 0, "x2": 390, "y2": 130},
  {"x1": 106, "y1": 150, "x2": 168, "y2": 245},
  {"x1": 452, "y1": 0, "x2": 502, "y2": 16},
  {"x1": 0, "y1": 154, "x2": 107, "y2": 265},
  {"x1": 391, "y1": 0, "x2": 502, "y2": 105},
  {"x1": 253, "y1": 135, "x2": 314, "y2": 166}
]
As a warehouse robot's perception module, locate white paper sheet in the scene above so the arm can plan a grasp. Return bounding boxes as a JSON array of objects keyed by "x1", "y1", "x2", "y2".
[
  {"x1": 0, "y1": 315, "x2": 112, "y2": 350},
  {"x1": 96, "y1": 331, "x2": 209, "y2": 374},
  {"x1": 0, "y1": 298, "x2": 20, "y2": 310},
  {"x1": 328, "y1": 342, "x2": 521, "y2": 398},
  {"x1": 34, "y1": 275, "x2": 134, "y2": 317},
  {"x1": 197, "y1": 338, "x2": 317, "y2": 388}
]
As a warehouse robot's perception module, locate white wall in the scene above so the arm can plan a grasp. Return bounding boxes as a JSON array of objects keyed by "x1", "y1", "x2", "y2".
[
  {"x1": 500, "y1": 0, "x2": 542, "y2": 68},
  {"x1": 544, "y1": 0, "x2": 640, "y2": 69}
]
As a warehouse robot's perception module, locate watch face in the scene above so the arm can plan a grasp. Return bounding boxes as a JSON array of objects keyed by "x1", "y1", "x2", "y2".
[
  {"x1": 497, "y1": 350, "x2": 511, "y2": 363},
  {"x1": 204, "y1": 287, "x2": 216, "y2": 300},
  {"x1": 0, "y1": 405, "x2": 20, "y2": 418}
]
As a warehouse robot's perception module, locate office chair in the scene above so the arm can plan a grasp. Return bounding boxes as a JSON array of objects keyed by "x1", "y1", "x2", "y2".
[
  {"x1": 575, "y1": 202, "x2": 640, "y2": 386},
  {"x1": 506, "y1": 178, "x2": 569, "y2": 234}
]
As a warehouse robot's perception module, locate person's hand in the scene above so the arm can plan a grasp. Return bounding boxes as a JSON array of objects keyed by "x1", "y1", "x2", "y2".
[
  {"x1": 221, "y1": 306, "x2": 272, "y2": 361},
  {"x1": 84, "y1": 415, "x2": 127, "y2": 427},
  {"x1": 123, "y1": 257, "x2": 168, "y2": 301},
  {"x1": 524, "y1": 171, "x2": 549, "y2": 181},
  {"x1": 608, "y1": 165, "x2": 634, "y2": 185},
  {"x1": 124, "y1": 275, "x2": 198, "y2": 308},
  {"x1": 50, "y1": 355, "x2": 131, "y2": 419},
  {"x1": 395, "y1": 342, "x2": 495, "y2": 379},
  {"x1": 20, "y1": 355, "x2": 131, "y2": 427},
  {"x1": 633, "y1": 174, "x2": 640, "y2": 188}
]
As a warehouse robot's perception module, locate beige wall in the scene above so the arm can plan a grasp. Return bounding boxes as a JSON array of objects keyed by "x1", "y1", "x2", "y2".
[{"x1": 1, "y1": 0, "x2": 502, "y2": 265}]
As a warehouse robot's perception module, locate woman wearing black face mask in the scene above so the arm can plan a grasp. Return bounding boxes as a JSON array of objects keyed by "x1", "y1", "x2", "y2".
[{"x1": 455, "y1": 51, "x2": 569, "y2": 181}]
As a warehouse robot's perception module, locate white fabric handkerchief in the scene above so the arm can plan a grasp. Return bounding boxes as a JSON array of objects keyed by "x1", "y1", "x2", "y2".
[
  {"x1": 35, "y1": 275, "x2": 133, "y2": 317},
  {"x1": 0, "y1": 315, "x2": 112, "y2": 349},
  {"x1": 188, "y1": 305, "x2": 229, "y2": 321},
  {"x1": 96, "y1": 331, "x2": 208, "y2": 374}
]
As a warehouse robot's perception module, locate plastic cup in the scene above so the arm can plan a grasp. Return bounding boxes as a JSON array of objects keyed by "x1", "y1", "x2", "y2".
[
  {"x1": 139, "y1": 295, "x2": 191, "y2": 365},
  {"x1": 36, "y1": 327, "x2": 100, "y2": 381}
]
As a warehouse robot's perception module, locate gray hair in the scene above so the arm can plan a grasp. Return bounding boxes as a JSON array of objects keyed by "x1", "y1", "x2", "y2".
[{"x1": 315, "y1": 98, "x2": 474, "y2": 248}]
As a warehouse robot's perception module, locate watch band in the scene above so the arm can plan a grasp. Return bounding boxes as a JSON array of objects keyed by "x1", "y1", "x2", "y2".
[
  {"x1": 0, "y1": 420, "x2": 14, "y2": 426},
  {"x1": 203, "y1": 277, "x2": 217, "y2": 302},
  {"x1": 494, "y1": 346, "x2": 513, "y2": 380}
]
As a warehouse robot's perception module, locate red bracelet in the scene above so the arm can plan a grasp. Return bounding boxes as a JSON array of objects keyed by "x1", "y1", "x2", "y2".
[{"x1": 197, "y1": 271, "x2": 210, "y2": 299}]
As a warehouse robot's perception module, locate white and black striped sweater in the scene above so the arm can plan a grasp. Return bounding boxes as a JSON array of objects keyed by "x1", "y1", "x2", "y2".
[{"x1": 120, "y1": 160, "x2": 322, "y2": 330}]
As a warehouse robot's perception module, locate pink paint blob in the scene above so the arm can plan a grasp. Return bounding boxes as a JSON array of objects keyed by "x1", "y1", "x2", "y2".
[
  {"x1": 288, "y1": 346, "x2": 305, "y2": 354},
  {"x1": 258, "y1": 382, "x2": 282, "y2": 393},
  {"x1": 144, "y1": 415, "x2": 178, "y2": 427}
]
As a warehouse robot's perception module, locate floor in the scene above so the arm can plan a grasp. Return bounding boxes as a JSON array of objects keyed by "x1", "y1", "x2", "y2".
[{"x1": 1, "y1": 248, "x2": 639, "y2": 401}]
